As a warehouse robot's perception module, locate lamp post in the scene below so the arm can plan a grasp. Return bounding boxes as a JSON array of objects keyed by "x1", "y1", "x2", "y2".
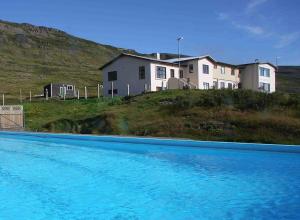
[{"x1": 177, "y1": 37, "x2": 184, "y2": 76}]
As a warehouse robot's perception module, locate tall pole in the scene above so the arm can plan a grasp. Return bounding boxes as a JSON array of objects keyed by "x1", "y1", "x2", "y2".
[
  {"x1": 2, "y1": 94, "x2": 4, "y2": 106},
  {"x1": 177, "y1": 37, "x2": 183, "y2": 77}
]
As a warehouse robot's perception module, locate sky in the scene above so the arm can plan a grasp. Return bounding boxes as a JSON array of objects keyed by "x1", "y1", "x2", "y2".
[{"x1": 0, "y1": 0, "x2": 300, "y2": 65}]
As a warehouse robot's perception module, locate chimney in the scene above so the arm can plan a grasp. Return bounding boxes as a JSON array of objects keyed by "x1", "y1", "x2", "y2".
[{"x1": 156, "y1": 53, "x2": 161, "y2": 60}]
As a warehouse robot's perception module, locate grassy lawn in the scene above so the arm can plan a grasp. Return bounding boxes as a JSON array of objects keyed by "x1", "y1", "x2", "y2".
[{"x1": 23, "y1": 90, "x2": 300, "y2": 145}]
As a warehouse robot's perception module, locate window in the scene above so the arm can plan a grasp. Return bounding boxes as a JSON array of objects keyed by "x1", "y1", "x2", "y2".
[
  {"x1": 259, "y1": 67, "x2": 270, "y2": 77},
  {"x1": 203, "y1": 82, "x2": 210, "y2": 90},
  {"x1": 139, "y1": 66, "x2": 145, "y2": 80},
  {"x1": 108, "y1": 89, "x2": 118, "y2": 95},
  {"x1": 228, "y1": 83, "x2": 233, "y2": 90},
  {"x1": 231, "y1": 69, "x2": 235, "y2": 76},
  {"x1": 179, "y1": 70, "x2": 184, "y2": 78},
  {"x1": 203, "y1": 65, "x2": 209, "y2": 74},
  {"x1": 156, "y1": 87, "x2": 162, "y2": 91},
  {"x1": 220, "y1": 82, "x2": 225, "y2": 89},
  {"x1": 189, "y1": 64, "x2": 194, "y2": 73},
  {"x1": 156, "y1": 66, "x2": 166, "y2": 79},
  {"x1": 259, "y1": 82, "x2": 270, "y2": 92},
  {"x1": 108, "y1": 71, "x2": 117, "y2": 81},
  {"x1": 170, "y1": 69, "x2": 175, "y2": 78},
  {"x1": 67, "y1": 85, "x2": 73, "y2": 90},
  {"x1": 213, "y1": 81, "x2": 218, "y2": 89},
  {"x1": 221, "y1": 67, "x2": 225, "y2": 74}
]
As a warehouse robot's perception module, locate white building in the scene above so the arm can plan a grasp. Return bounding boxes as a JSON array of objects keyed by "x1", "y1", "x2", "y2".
[
  {"x1": 238, "y1": 63, "x2": 276, "y2": 93},
  {"x1": 100, "y1": 53, "x2": 276, "y2": 97}
]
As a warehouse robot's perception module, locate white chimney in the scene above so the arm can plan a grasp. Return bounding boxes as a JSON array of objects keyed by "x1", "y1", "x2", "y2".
[{"x1": 156, "y1": 53, "x2": 161, "y2": 60}]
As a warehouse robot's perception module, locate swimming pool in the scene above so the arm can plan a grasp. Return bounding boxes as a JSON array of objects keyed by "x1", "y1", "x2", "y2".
[{"x1": 0, "y1": 132, "x2": 299, "y2": 220}]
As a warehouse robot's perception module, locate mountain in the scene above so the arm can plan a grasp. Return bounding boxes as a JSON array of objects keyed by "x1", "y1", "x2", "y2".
[
  {"x1": 0, "y1": 19, "x2": 136, "y2": 98},
  {"x1": 277, "y1": 66, "x2": 300, "y2": 93}
]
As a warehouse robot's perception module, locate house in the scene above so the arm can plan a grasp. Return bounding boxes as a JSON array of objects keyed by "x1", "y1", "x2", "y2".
[
  {"x1": 238, "y1": 63, "x2": 276, "y2": 93},
  {"x1": 44, "y1": 83, "x2": 77, "y2": 99},
  {"x1": 100, "y1": 53, "x2": 276, "y2": 97}
]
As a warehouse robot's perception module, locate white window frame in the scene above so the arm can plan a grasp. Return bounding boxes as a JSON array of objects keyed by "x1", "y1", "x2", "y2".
[
  {"x1": 259, "y1": 67, "x2": 270, "y2": 77},
  {"x1": 203, "y1": 65, "x2": 209, "y2": 74},
  {"x1": 156, "y1": 66, "x2": 166, "y2": 79},
  {"x1": 203, "y1": 82, "x2": 210, "y2": 90},
  {"x1": 220, "y1": 82, "x2": 225, "y2": 89},
  {"x1": 221, "y1": 67, "x2": 225, "y2": 75}
]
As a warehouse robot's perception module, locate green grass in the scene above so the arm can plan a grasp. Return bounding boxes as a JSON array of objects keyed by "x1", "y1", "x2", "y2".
[{"x1": 24, "y1": 90, "x2": 300, "y2": 145}]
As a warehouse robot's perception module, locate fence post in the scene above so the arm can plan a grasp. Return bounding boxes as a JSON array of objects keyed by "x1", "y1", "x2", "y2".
[
  {"x1": 2, "y1": 94, "x2": 4, "y2": 106},
  {"x1": 20, "y1": 89, "x2": 22, "y2": 104},
  {"x1": 29, "y1": 91, "x2": 32, "y2": 102},
  {"x1": 46, "y1": 89, "x2": 49, "y2": 101},
  {"x1": 97, "y1": 84, "x2": 100, "y2": 99},
  {"x1": 77, "y1": 89, "x2": 80, "y2": 100},
  {"x1": 111, "y1": 82, "x2": 114, "y2": 99},
  {"x1": 127, "y1": 84, "x2": 130, "y2": 96},
  {"x1": 85, "y1": 86, "x2": 87, "y2": 100}
]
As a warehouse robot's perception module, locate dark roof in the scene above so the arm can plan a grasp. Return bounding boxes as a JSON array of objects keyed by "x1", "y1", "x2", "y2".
[
  {"x1": 238, "y1": 62, "x2": 277, "y2": 69},
  {"x1": 216, "y1": 61, "x2": 238, "y2": 68},
  {"x1": 99, "y1": 53, "x2": 179, "y2": 70}
]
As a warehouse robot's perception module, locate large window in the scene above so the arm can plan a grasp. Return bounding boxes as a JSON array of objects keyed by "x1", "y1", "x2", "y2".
[
  {"x1": 156, "y1": 66, "x2": 166, "y2": 79},
  {"x1": 221, "y1": 67, "x2": 225, "y2": 74},
  {"x1": 259, "y1": 82, "x2": 270, "y2": 92},
  {"x1": 139, "y1": 66, "x2": 145, "y2": 80},
  {"x1": 213, "y1": 81, "x2": 218, "y2": 89},
  {"x1": 231, "y1": 69, "x2": 235, "y2": 76},
  {"x1": 203, "y1": 65, "x2": 209, "y2": 74},
  {"x1": 228, "y1": 83, "x2": 233, "y2": 90},
  {"x1": 179, "y1": 70, "x2": 184, "y2": 78},
  {"x1": 259, "y1": 67, "x2": 270, "y2": 77},
  {"x1": 220, "y1": 82, "x2": 225, "y2": 89},
  {"x1": 189, "y1": 64, "x2": 194, "y2": 73},
  {"x1": 108, "y1": 71, "x2": 117, "y2": 81},
  {"x1": 203, "y1": 82, "x2": 210, "y2": 90},
  {"x1": 67, "y1": 85, "x2": 73, "y2": 90},
  {"x1": 170, "y1": 69, "x2": 175, "y2": 78}
]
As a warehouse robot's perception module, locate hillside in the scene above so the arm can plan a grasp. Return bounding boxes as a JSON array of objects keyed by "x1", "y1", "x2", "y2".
[
  {"x1": 24, "y1": 90, "x2": 300, "y2": 145},
  {"x1": 0, "y1": 19, "x2": 136, "y2": 98},
  {"x1": 0, "y1": 19, "x2": 299, "y2": 99},
  {"x1": 277, "y1": 66, "x2": 300, "y2": 93}
]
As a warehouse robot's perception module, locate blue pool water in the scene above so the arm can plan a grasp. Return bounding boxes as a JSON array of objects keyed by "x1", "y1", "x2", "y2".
[{"x1": 0, "y1": 132, "x2": 300, "y2": 220}]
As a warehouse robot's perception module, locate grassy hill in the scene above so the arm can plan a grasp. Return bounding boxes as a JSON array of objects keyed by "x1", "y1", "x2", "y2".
[
  {"x1": 0, "y1": 19, "x2": 138, "y2": 99},
  {"x1": 24, "y1": 90, "x2": 300, "y2": 145},
  {"x1": 277, "y1": 66, "x2": 300, "y2": 93}
]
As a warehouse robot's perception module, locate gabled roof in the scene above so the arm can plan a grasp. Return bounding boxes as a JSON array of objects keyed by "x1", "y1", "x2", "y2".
[
  {"x1": 238, "y1": 62, "x2": 277, "y2": 69},
  {"x1": 99, "y1": 53, "x2": 178, "y2": 70},
  {"x1": 165, "y1": 55, "x2": 216, "y2": 63}
]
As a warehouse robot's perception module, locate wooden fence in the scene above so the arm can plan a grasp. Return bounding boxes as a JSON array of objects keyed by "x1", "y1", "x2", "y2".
[{"x1": 0, "y1": 105, "x2": 24, "y2": 130}]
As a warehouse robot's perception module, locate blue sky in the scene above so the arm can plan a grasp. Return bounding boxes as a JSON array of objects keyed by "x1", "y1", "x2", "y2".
[{"x1": 0, "y1": 0, "x2": 299, "y2": 65}]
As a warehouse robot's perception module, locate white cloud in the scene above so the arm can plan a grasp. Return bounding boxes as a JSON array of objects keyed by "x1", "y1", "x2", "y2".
[
  {"x1": 275, "y1": 32, "x2": 300, "y2": 48},
  {"x1": 246, "y1": 0, "x2": 269, "y2": 12},
  {"x1": 233, "y1": 22, "x2": 266, "y2": 35}
]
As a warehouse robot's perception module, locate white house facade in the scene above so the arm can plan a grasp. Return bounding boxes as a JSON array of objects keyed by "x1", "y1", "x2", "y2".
[{"x1": 100, "y1": 53, "x2": 276, "y2": 97}]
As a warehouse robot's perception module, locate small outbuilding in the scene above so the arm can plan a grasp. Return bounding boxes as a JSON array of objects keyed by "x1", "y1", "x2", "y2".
[{"x1": 44, "y1": 83, "x2": 77, "y2": 99}]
